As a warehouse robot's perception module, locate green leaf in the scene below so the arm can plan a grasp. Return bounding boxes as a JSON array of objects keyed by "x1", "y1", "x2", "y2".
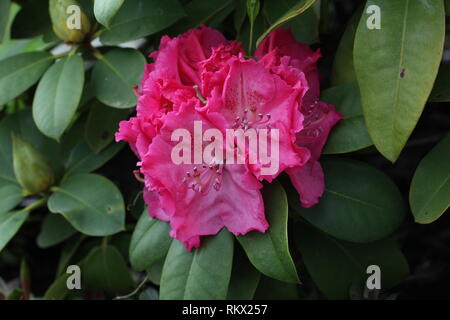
[
  {"x1": 93, "y1": 0, "x2": 124, "y2": 28},
  {"x1": 48, "y1": 173, "x2": 125, "y2": 236},
  {"x1": 238, "y1": 181, "x2": 299, "y2": 283},
  {"x1": 256, "y1": 0, "x2": 318, "y2": 47},
  {"x1": 129, "y1": 208, "x2": 172, "y2": 271},
  {"x1": 43, "y1": 273, "x2": 70, "y2": 300},
  {"x1": 263, "y1": 0, "x2": 319, "y2": 45},
  {"x1": 330, "y1": 6, "x2": 362, "y2": 86},
  {"x1": 253, "y1": 276, "x2": 299, "y2": 300},
  {"x1": 147, "y1": 259, "x2": 165, "y2": 286},
  {"x1": 322, "y1": 83, "x2": 373, "y2": 154},
  {"x1": 99, "y1": 0, "x2": 185, "y2": 45},
  {"x1": 0, "y1": 184, "x2": 22, "y2": 213},
  {"x1": 168, "y1": 0, "x2": 233, "y2": 35},
  {"x1": 83, "y1": 245, "x2": 135, "y2": 296},
  {"x1": 0, "y1": 210, "x2": 29, "y2": 252},
  {"x1": 295, "y1": 222, "x2": 409, "y2": 300},
  {"x1": 37, "y1": 213, "x2": 77, "y2": 248},
  {"x1": 354, "y1": 0, "x2": 445, "y2": 162},
  {"x1": 56, "y1": 235, "x2": 84, "y2": 276},
  {"x1": 64, "y1": 140, "x2": 124, "y2": 176},
  {"x1": 226, "y1": 247, "x2": 261, "y2": 300},
  {"x1": 85, "y1": 101, "x2": 130, "y2": 153},
  {"x1": 160, "y1": 229, "x2": 234, "y2": 300},
  {"x1": 0, "y1": 52, "x2": 53, "y2": 105},
  {"x1": 296, "y1": 159, "x2": 404, "y2": 243},
  {"x1": 32, "y1": 55, "x2": 84, "y2": 140},
  {"x1": 430, "y1": 63, "x2": 450, "y2": 102},
  {"x1": 410, "y1": 134, "x2": 450, "y2": 223},
  {"x1": 0, "y1": 0, "x2": 10, "y2": 43},
  {"x1": 92, "y1": 48, "x2": 145, "y2": 108}
]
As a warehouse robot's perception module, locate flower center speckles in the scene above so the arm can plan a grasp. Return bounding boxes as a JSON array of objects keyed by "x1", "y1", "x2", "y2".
[
  {"x1": 233, "y1": 107, "x2": 271, "y2": 130},
  {"x1": 182, "y1": 163, "x2": 223, "y2": 194}
]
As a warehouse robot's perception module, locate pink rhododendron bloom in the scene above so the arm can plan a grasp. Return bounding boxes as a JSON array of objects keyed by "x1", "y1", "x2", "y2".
[{"x1": 116, "y1": 25, "x2": 342, "y2": 250}]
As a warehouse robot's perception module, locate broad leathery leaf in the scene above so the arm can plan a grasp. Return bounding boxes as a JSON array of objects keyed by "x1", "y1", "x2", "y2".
[
  {"x1": 12, "y1": 133, "x2": 55, "y2": 195},
  {"x1": 0, "y1": 184, "x2": 22, "y2": 213},
  {"x1": 322, "y1": 83, "x2": 373, "y2": 154},
  {"x1": 37, "y1": 213, "x2": 77, "y2": 248},
  {"x1": 99, "y1": 0, "x2": 185, "y2": 45},
  {"x1": 93, "y1": 0, "x2": 124, "y2": 28},
  {"x1": 33, "y1": 54, "x2": 85, "y2": 140},
  {"x1": 354, "y1": 0, "x2": 445, "y2": 162},
  {"x1": 238, "y1": 181, "x2": 299, "y2": 283},
  {"x1": 129, "y1": 208, "x2": 172, "y2": 271},
  {"x1": 0, "y1": 52, "x2": 53, "y2": 105},
  {"x1": 48, "y1": 173, "x2": 125, "y2": 236},
  {"x1": 0, "y1": 210, "x2": 29, "y2": 252},
  {"x1": 256, "y1": 0, "x2": 318, "y2": 47},
  {"x1": 295, "y1": 222, "x2": 409, "y2": 300},
  {"x1": 160, "y1": 229, "x2": 234, "y2": 300},
  {"x1": 296, "y1": 159, "x2": 404, "y2": 243},
  {"x1": 92, "y1": 48, "x2": 145, "y2": 108},
  {"x1": 410, "y1": 134, "x2": 450, "y2": 223}
]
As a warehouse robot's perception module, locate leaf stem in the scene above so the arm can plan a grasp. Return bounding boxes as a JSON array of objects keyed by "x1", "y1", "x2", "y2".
[{"x1": 21, "y1": 197, "x2": 48, "y2": 212}]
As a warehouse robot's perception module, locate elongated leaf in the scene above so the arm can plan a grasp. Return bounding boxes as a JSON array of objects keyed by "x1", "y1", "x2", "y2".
[
  {"x1": 0, "y1": 184, "x2": 22, "y2": 213},
  {"x1": 354, "y1": 0, "x2": 445, "y2": 162},
  {"x1": 92, "y1": 48, "x2": 145, "y2": 108},
  {"x1": 84, "y1": 245, "x2": 135, "y2": 296},
  {"x1": 0, "y1": 0, "x2": 10, "y2": 43},
  {"x1": 160, "y1": 229, "x2": 234, "y2": 300},
  {"x1": 410, "y1": 134, "x2": 450, "y2": 223},
  {"x1": 226, "y1": 247, "x2": 261, "y2": 300},
  {"x1": 94, "y1": 0, "x2": 124, "y2": 28},
  {"x1": 37, "y1": 213, "x2": 77, "y2": 248},
  {"x1": 100, "y1": 0, "x2": 185, "y2": 45},
  {"x1": 295, "y1": 222, "x2": 409, "y2": 300},
  {"x1": 256, "y1": 0, "x2": 317, "y2": 47},
  {"x1": 129, "y1": 208, "x2": 172, "y2": 271},
  {"x1": 330, "y1": 6, "x2": 362, "y2": 86},
  {"x1": 85, "y1": 101, "x2": 130, "y2": 153},
  {"x1": 322, "y1": 83, "x2": 373, "y2": 154},
  {"x1": 64, "y1": 140, "x2": 124, "y2": 176},
  {"x1": 430, "y1": 63, "x2": 450, "y2": 102},
  {"x1": 33, "y1": 55, "x2": 84, "y2": 140},
  {"x1": 295, "y1": 159, "x2": 404, "y2": 243},
  {"x1": 0, "y1": 52, "x2": 53, "y2": 105},
  {"x1": 48, "y1": 173, "x2": 125, "y2": 236},
  {"x1": 0, "y1": 210, "x2": 29, "y2": 252},
  {"x1": 147, "y1": 259, "x2": 165, "y2": 285},
  {"x1": 238, "y1": 181, "x2": 299, "y2": 283}
]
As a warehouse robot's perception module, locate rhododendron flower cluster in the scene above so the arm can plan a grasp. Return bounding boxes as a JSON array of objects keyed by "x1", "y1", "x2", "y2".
[{"x1": 116, "y1": 26, "x2": 342, "y2": 250}]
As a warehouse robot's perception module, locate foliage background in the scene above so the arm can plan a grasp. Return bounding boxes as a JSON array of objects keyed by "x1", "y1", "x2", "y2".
[{"x1": 0, "y1": 0, "x2": 449, "y2": 300}]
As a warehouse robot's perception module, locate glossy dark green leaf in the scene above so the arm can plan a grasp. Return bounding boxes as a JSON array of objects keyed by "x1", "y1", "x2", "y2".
[
  {"x1": 256, "y1": 0, "x2": 318, "y2": 47},
  {"x1": 169, "y1": 0, "x2": 232, "y2": 35},
  {"x1": 296, "y1": 159, "x2": 404, "y2": 243},
  {"x1": 0, "y1": 210, "x2": 29, "y2": 252},
  {"x1": 354, "y1": 0, "x2": 445, "y2": 162},
  {"x1": 322, "y1": 83, "x2": 373, "y2": 154},
  {"x1": 160, "y1": 229, "x2": 234, "y2": 300},
  {"x1": 330, "y1": 6, "x2": 362, "y2": 86},
  {"x1": 100, "y1": 0, "x2": 185, "y2": 45},
  {"x1": 64, "y1": 140, "x2": 124, "y2": 176},
  {"x1": 84, "y1": 245, "x2": 135, "y2": 296},
  {"x1": 37, "y1": 213, "x2": 77, "y2": 248},
  {"x1": 0, "y1": 184, "x2": 22, "y2": 213},
  {"x1": 263, "y1": 0, "x2": 319, "y2": 45},
  {"x1": 92, "y1": 48, "x2": 145, "y2": 108},
  {"x1": 295, "y1": 222, "x2": 409, "y2": 300},
  {"x1": 430, "y1": 63, "x2": 450, "y2": 102},
  {"x1": 32, "y1": 55, "x2": 84, "y2": 140},
  {"x1": 226, "y1": 247, "x2": 261, "y2": 300},
  {"x1": 238, "y1": 181, "x2": 299, "y2": 283},
  {"x1": 0, "y1": 0, "x2": 10, "y2": 43},
  {"x1": 129, "y1": 208, "x2": 172, "y2": 271},
  {"x1": 94, "y1": 0, "x2": 124, "y2": 28},
  {"x1": 0, "y1": 52, "x2": 53, "y2": 105},
  {"x1": 85, "y1": 101, "x2": 130, "y2": 153},
  {"x1": 48, "y1": 173, "x2": 125, "y2": 236},
  {"x1": 410, "y1": 134, "x2": 450, "y2": 223}
]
